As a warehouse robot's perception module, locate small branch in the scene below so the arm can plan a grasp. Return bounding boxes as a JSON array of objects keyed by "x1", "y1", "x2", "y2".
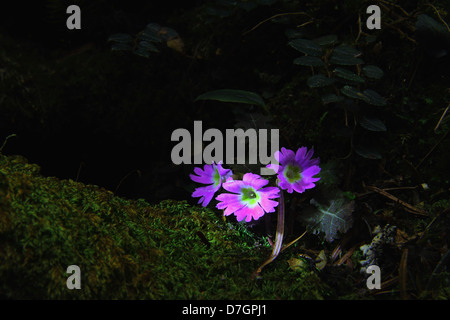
[
  {"x1": 365, "y1": 185, "x2": 427, "y2": 216},
  {"x1": 399, "y1": 248, "x2": 409, "y2": 300},
  {"x1": 114, "y1": 169, "x2": 142, "y2": 195},
  {"x1": 243, "y1": 12, "x2": 312, "y2": 36},
  {"x1": 379, "y1": 0, "x2": 411, "y2": 17},
  {"x1": 426, "y1": 3, "x2": 450, "y2": 32},
  {"x1": 434, "y1": 103, "x2": 449, "y2": 133},
  {"x1": 415, "y1": 129, "x2": 449, "y2": 169},
  {"x1": 0, "y1": 134, "x2": 17, "y2": 153},
  {"x1": 280, "y1": 230, "x2": 307, "y2": 253}
]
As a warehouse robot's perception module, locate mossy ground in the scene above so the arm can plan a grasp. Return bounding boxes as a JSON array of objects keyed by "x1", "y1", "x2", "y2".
[{"x1": 0, "y1": 154, "x2": 333, "y2": 299}]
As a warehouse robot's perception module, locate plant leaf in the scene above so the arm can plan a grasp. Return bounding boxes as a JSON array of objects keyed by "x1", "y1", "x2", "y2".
[
  {"x1": 313, "y1": 35, "x2": 338, "y2": 46},
  {"x1": 340, "y1": 85, "x2": 365, "y2": 100},
  {"x1": 307, "y1": 74, "x2": 335, "y2": 88},
  {"x1": 362, "y1": 89, "x2": 387, "y2": 106},
  {"x1": 415, "y1": 14, "x2": 450, "y2": 40},
  {"x1": 360, "y1": 115, "x2": 387, "y2": 131},
  {"x1": 333, "y1": 46, "x2": 361, "y2": 57},
  {"x1": 334, "y1": 67, "x2": 365, "y2": 83},
  {"x1": 305, "y1": 197, "x2": 354, "y2": 243},
  {"x1": 330, "y1": 46, "x2": 364, "y2": 65},
  {"x1": 354, "y1": 145, "x2": 382, "y2": 159},
  {"x1": 293, "y1": 56, "x2": 325, "y2": 67},
  {"x1": 195, "y1": 89, "x2": 265, "y2": 107},
  {"x1": 110, "y1": 42, "x2": 133, "y2": 51},
  {"x1": 139, "y1": 30, "x2": 164, "y2": 43},
  {"x1": 137, "y1": 41, "x2": 159, "y2": 53},
  {"x1": 289, "y1": 39, "x2": 323, "y2": 56},
  {"x1": 108, "y1": 33, "x2": 133, "y2": 43},
  {"x1": 134, "y1": 47, "x2": 151, "y2": 58},
  {"x1": 285, "y1": 29, "x2": 304, "y2": 39},
  {"x1": 362, "y1": 65, "x2": 384, "y2": 79},
  {"x1": 330, "y1": 55, "x2": 364, "y2": 65},
  {"x1": 321, "y1": 93, "x2": 344, "y2": 104}
]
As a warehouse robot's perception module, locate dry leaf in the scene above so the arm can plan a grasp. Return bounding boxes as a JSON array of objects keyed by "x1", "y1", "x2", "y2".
[{"x1": 167, "y1": 38, "x2": 185, "y2": 53}]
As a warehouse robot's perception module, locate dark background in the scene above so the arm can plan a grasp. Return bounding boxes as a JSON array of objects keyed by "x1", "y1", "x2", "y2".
[{"x1": 0, "y1": 0, "x2": 449, "y2": 205}]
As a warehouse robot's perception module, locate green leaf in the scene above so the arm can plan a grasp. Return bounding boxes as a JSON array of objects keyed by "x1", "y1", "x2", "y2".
[
  {"x1": 416, "y1": 14, "x2": 450, "y2": 39},
  {"x1": 354, "y1": 145, "x2": 382, "y2": 159},
  {"x1": 362, "y1": 89, "x2": 387, "y2": 106},
  {"x1": 134, "y1": 47, "x2": 151, "y2": 58},
  {"x1": 333, "y1": 46, "x2": 361, "y2": 57},
  {"x1": 158, "y1": 26, "x2": 179, "y2": 41},
  {"x1": 195, "y1": 89, "x2": 265, "y2": 107},
  {"x1": 362, "y1": 65, "x2": 384, "y2": 79},
  {"x1": 321, "y1": 93, "x2": 344, "y2": 104},
  {"x1": 288, "y1": 39, "x2": 323, "y2": 56},
  {"x1": 340, "y1": 85, "x2": 365, "y2": 100},
  {"x1": 285, "y1": 29, "x2": 304, "y2": 39},
  {"x1": 139, "y1": 31, "x2": 163, "y2": 43},
  {"x1": 360, "y1": 115, "x2": 387, "y2": 131},
  {"x1": 303, "y1": 196, "x2": 354, "y2": 243},
  {"x1": 307, "y1": 74, "x2": 335, "y2": 88},
  {"x1": 334, "y1": 67, "x2": 365, "y2": 83},
  {"x1": 108, "y1": 33, "x2": 133, "y2": 43},
  {"x1": 313, "y1": 35, "x2": 338, "y2": 46},
  {"x1": 330, "y1": 46, "x2": 364, "y2": 65},
  {"x1": 330, "y1": 55, "x2": 364, "y2": 65},
  {"x1": 293, "y1": 56, "x2": 325, "y2": 67},
  {"x1": 111, "y1": 42, "x2": 133, "y2": 51},
  {"x1": 137, "y1": 41, "x2": 159, "y2": 53}
]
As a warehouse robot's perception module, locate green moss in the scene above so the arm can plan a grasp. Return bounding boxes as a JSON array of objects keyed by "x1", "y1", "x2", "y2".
[{"x1": 0, "y1": 154, "x2": 333, "y2": 299}]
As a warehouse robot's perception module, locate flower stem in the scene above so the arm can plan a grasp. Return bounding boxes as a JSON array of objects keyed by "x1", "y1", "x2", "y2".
[{"x1": 252, "y1": 189, "x2": 284, "y2": 278}]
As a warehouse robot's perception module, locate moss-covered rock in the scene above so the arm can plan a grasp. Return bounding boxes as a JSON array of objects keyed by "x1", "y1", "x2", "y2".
[{"x1": 0, "y1": 154, "x2": 333, "y2": 299}]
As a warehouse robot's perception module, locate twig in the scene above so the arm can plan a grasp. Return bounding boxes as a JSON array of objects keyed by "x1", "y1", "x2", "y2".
[
  {"x1": 434, "y1": 103, "x2": 449, "y2": 132},
  {"x1": 425, "y1": 250, "x2": 450, "y2": 291},
  {"x1": 415, "y1": 129, "x2": 449, "y2": 169},
  {"x1": 355, "y1": 14, "x2": 363, "y2": 43},
  {"x1": 382, "y1": 21, "x2": 417, "y2": 44},
  {"x1": 335, "y1": 246, "x2": 356, "y2": 266},
  {"x1": 75, "y1": 161, "x2": 85, "y2": 182},
  {"x1": 114, "y1": 169, "x2": 142, "y2": 195},
  {"x1": 280, "y1": 230, "x2": 307, "y2": 253},
  {"x1": 243, "y1": 12, "x2": 312, "y2": 36},
  {"x1": 379, "y1": 0, "x2": 411, "y2": 18},
  {"x1": 426, "y1": 3, "x2": 450, "y2": 32},
  {"x1": 365, "y1": 185, "x2": 427, "y2": 216},
  {"x1": 0, "y1": 134, "x2": 17, "y2": 153},
  {"x1": 399, "y1": 248, "x2": 409, "y2": 300}
]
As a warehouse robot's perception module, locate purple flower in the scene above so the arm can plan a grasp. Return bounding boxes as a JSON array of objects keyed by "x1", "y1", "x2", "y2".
[
  {"x1": 268, "y1": 147, "x2": 321, "y2": 193},
  {"x1": 190, "y1": 162, "x2": 233, "y2": 207},
  {"x1": 216, "y1": 173, "x2": 280, "y2": 222}
]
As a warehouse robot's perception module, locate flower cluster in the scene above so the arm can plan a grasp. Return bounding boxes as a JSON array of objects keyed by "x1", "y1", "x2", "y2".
[{"x1": 190, "y1": 147, "x2": 321, "y2": 222}]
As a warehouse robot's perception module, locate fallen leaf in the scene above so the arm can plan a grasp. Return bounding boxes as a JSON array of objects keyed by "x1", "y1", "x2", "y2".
[{"x1": 167, "y1": 38, "x2": 184, "y2": 53}]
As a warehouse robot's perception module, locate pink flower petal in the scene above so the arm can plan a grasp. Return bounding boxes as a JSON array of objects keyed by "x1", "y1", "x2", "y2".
[
  {"x1": 301, "y1": 165, "x2": 321, "y2": 178},
  {"x1": 189, "y1": 173, "x2": 214, "y2": 185},
  {"x1": 266, "y1": 163, "x2": 280, "y2": 173},
  {"x1": 258, "y1": 197, "x2": 279, "y2": 213},
  {"x1": 222, "y1": 179, "x2": 245, "y2": 194},
  {"x1": 192, "y1": 184, "x2": 220, "y2": 206},
  {"x1": 242, "y1": 173, "x2": 268, "y2": 190},
  {"x1": 295, "y1": 147, "x2": 307, "y2": 162}
]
